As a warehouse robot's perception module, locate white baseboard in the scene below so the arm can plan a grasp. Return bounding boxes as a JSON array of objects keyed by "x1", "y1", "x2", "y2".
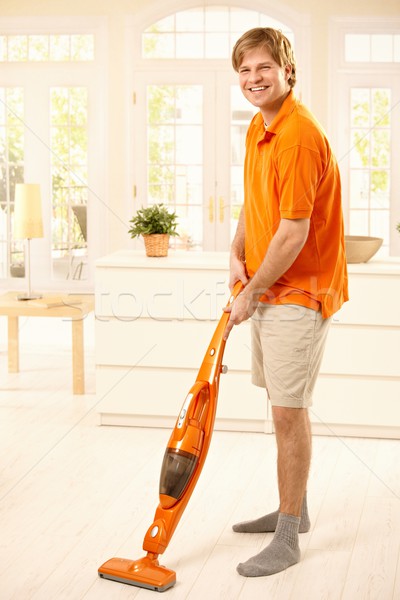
[
  {"x1": 97, "y1": 412, "x2": 272, "y2": 433},
  {"x1": 97, "y1": 412, "x2": 399, "y2": 439}
]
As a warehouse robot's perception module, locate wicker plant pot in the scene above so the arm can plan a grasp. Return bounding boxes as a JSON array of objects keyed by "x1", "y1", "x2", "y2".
[{"x1": 143, "y1": 233, "x2": 170, "y2": 257}]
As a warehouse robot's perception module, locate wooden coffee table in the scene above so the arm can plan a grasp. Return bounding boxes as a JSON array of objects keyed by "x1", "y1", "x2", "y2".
[{"x1": 0, "y1": 292, "x2": 94, "y2": 394}]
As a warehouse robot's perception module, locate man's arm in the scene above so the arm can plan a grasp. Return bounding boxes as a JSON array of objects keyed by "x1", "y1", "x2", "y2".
[
  {"x1": 229, "y1": 207, "x2": 249, "y2": 288},
  {"x1": 224, "y1": 217, "x2": 310, "y2": 339}
]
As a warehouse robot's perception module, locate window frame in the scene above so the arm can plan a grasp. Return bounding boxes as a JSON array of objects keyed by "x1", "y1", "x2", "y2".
[{"x1": 329, "y1": 17, "x2": 400, "y2": 257}]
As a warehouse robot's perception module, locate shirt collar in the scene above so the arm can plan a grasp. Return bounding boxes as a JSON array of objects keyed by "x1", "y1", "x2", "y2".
[{"x1": 255, "y1": 89, "x2": 297, "y2": 138}]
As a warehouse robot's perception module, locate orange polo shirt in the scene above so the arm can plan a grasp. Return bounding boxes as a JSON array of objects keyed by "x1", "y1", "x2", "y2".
[{"x1": 243, "y1": 90, "x2": 348, "y2": 318}]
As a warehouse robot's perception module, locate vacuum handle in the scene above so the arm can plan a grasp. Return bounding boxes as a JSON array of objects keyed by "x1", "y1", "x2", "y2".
[
  {"x1": 212, "y1": 279, "x2": 245, "y2": 346},
  {"x1": 220, "y1": 280, "x2": 244, "y2": 328},
  {"x1": 196, "y1": 280, "x2": 244, "y2": 384},
  {"x1": 228, "y1": 280, "x2": 245, "y2": 302}
]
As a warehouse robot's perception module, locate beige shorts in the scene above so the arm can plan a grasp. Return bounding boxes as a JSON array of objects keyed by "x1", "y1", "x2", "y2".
[{"x1": 251, "y1": 303, "x2": 331, "y2": 408}]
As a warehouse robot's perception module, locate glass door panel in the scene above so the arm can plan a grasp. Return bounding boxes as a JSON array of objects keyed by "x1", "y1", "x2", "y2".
[
  {"x1": 147, "y1": 83, "x2": 203, "y2": 249},
  {"x1": 230, "y1": 84, "x2": 258, "y2": 242},
  {"x1": 135, "y1": 71, "x2": 258, "y2": 251},
  {"x1": 50, "y1": 86, "x2": 89, "y2": 280},
  {"x1": 349, "y1": 87, "x2": 391, "y2": 249},
  {"x1": 0, "y1": 87, "x2": 25, "y2": 280}
]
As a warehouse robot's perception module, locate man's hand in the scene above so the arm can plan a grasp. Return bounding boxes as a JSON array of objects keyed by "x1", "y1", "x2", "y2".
[
  {"x1": 223, "y1": 218, "x2": 310, "y2": 341},
  {"x1": 229, "y1": 255, "x2": 248, "y2": 291},
  {"x1": 223, "y1": 287, "x2": 256, "y2": 341}
]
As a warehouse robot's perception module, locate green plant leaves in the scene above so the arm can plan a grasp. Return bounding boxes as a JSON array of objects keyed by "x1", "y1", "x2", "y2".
[{"x1": 128, "y1": 203, "x2": 179, "y2": 238}]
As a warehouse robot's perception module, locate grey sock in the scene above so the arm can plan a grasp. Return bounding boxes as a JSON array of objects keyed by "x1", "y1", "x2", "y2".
[
  {"x1": 232, "y1": 493, "x2": 310, "y2": 533},
  {"x1": 236, "y1": 513, "x2": 301, "y2": 577}
]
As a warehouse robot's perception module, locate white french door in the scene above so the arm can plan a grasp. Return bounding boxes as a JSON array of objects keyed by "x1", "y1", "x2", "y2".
[
  {"x1": 0, "y1": 66, "x2": 105, "y2": 289},
  {"x1": 133, "y1": 69, "x2": 256, "y2": 251}
]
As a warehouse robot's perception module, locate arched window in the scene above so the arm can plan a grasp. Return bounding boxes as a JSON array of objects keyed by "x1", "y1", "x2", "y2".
[{"x1": 142, "y1": 6, "x2": 294, "y2": 59}]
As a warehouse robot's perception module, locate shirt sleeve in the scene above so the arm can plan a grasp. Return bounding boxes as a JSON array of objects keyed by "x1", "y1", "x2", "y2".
[{"x1": 276, "y1": 145, "x2": 324, "y2": 219}]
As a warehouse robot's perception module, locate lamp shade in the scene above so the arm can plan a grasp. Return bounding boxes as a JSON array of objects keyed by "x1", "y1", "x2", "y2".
[{"x1": 14, "y1": 183, "x2": 44, "y2": 239}]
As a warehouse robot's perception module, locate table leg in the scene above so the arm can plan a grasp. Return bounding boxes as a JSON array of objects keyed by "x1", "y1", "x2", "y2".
[
  {"x1": 8, "y1": 316, "x2": 19, "y2": 372},
  {"x1": 72, "y1": 318, "x2": 84, "y2": 394}
]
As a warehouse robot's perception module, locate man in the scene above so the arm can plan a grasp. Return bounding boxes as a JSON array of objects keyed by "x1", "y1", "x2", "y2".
[{"x1": 223, "y1": 28, "x2": 348, "y2": 577}]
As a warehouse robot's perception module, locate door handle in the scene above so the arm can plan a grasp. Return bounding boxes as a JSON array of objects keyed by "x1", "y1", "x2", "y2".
[
  {"x1": 219, "y1": 197, "x2": 225, "y2": 223},
  {"x1": 208, "y1": 196, "x2": 214, "y2": 223}
]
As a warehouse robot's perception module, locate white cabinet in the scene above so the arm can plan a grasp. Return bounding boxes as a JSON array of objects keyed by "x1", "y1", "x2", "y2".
[
  {"x1": 313, "y1": 260, "x2": 400, "y2": 438},
  {"x1": 95, "y1": 251, "x2": 400, "y2": 438}
]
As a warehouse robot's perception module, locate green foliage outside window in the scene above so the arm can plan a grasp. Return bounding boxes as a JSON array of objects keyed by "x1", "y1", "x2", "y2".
[{"x1": 351, "y1": 89, "x2": 390, "y2": 196}]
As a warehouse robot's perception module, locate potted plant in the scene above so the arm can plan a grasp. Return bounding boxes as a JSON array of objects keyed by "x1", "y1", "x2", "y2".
[{"x1": 128, "y1": 203, "x2": 179, "y2": 257}]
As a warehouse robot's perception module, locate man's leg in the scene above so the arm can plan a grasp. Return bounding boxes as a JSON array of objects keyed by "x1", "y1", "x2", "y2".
[
  {"x1": 232, "y1": 409, "x2": 311, "y2": 533},
  {"x1": 274, "y1": 406, "x2": 311, "y2": 516},
  {"x1": 233, "y1": 403, "x2": 311, "y2": 533},
  {"x1": 236, "y1": 406, "x2": 311, "y2": 577},
  {"x1": 235, "y1": 304, "x2": 329, "y2": 576}
]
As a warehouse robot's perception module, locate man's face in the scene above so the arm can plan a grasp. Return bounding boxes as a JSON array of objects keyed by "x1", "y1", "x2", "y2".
[{"x1": 238, "y1": 46, "x2": 291, "y2": 121}]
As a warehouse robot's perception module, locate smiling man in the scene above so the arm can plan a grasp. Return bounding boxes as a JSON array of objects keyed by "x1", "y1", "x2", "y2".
[{"x1": 225, "y1": 28, "x2": 348, "y2": 577}]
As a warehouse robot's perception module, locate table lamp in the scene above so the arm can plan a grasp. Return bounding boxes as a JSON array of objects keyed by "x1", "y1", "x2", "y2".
[{"x1": 14, "y1": 183, "x2": 44, "y2": 300}]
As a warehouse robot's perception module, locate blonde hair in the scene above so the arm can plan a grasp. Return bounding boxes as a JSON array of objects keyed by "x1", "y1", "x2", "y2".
[{"x1": 232, "y1": 27, "x2": 296, "y2": 88}]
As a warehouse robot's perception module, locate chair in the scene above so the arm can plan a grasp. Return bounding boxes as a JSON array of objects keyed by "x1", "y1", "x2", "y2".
[{"x1": 70, "y1": 205, "x2": 87, "y2": 280}]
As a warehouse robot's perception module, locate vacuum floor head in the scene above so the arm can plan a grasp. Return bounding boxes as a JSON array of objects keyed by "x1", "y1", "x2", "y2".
[{"x1": 98, "y1": 555, "x2": 176, "y2": 592}]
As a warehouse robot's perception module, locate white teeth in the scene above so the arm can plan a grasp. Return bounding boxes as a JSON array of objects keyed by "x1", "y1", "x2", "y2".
[{"x1": 251, "y1": 86, "x2": 266, "y2": 91}]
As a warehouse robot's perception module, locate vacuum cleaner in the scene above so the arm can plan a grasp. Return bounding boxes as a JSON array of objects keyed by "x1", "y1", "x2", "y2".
[{"x1": 98, "y1": 281, "x2": 243, "y2": 592}]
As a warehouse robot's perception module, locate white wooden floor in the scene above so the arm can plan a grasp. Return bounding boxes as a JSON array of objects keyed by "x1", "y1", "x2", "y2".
[{"x1": 1, "y1": 341, "x2": 400, "y2": 600}]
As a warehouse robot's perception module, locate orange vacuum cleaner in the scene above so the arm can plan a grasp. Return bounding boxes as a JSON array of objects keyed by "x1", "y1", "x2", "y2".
[{"x1": 98, "y1": 281, "x2": 243, "y2": 592}]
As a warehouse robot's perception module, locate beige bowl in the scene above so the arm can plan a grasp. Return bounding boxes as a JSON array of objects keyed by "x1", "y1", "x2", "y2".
[{"x1": 344, "y1": 235, "x2": 383, "y2": 263}]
